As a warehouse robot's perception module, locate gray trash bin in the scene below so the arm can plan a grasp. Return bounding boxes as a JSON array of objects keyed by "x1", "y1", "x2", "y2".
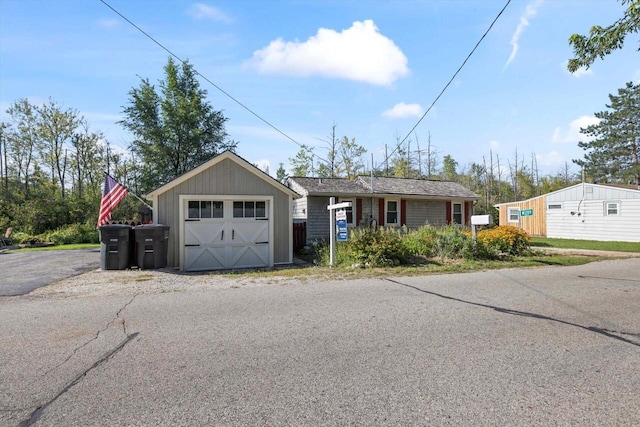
[
  {"x1": 99, "y1": 224, "x2": 133, "y2": 270},
  {"x1": 134, "y1": 225, "x2": 170, "y2": 269}
]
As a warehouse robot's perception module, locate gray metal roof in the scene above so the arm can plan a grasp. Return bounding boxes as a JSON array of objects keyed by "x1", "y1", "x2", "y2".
[{"x1": 287, "y1": 176, "x2": 479, "y2": 199}]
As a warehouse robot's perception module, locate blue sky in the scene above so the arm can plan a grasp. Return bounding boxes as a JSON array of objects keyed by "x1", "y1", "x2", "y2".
[{"x1": 1, "y1": 0, "x2": 638, "y2": 179}]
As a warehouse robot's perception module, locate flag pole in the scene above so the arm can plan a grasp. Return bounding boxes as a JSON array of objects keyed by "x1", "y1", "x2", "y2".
[
  {"x1": 104, "y1": 171, "x2": 153, "y2": 209},
  {"x1": 127, "y1": 190, "x2": 153, "y2": 209}
]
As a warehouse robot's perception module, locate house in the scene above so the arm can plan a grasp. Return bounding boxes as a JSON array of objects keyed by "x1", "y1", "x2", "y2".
[
  {"x1": 494, "y1": 183, "x2": 640, "y2": 242},
  {"x1": 286, "y1": 176, "x2": 480, "y2": 241},
  {"x1": 146, "y1": 151, "x2": 300, "y2": 271}
]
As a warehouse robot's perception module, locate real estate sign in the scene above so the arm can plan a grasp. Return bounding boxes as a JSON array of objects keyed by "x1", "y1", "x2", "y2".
[{"x1": 336, "y1": 209, "x2": 348, "y2": 242}]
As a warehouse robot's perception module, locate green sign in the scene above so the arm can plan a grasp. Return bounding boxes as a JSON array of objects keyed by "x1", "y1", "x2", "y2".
[{"x1": 520, "y1": 209, "x2": 533, "y2": 217}]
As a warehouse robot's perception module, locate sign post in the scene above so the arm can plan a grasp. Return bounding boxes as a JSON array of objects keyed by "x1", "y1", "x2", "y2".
[{"x1": 327, "y1": 198, "x2": 352, "y2": 267}]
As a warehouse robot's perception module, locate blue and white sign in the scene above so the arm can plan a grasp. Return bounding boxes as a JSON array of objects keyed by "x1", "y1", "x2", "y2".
[{"x1": 336, "y1": 209, "x2": 348, "y2": 241}]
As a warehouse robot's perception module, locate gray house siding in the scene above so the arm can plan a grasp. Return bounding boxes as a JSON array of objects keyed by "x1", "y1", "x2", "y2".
[
  {"x1": 405, "y1": 200, "x2": 447, "y2": 228},
  {"x1": 306, "y1": 196, "x2": 332, "y2": 240},
  {"x1": 303, "y1": 197, "x2": 449, "y2": 241},
  {"x1": 156, "y1": 158, "x2": 292, "y2": 267}
]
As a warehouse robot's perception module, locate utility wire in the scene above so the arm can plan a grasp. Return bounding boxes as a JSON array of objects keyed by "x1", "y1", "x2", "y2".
[
  {"x1": 99, "y1": 0, "x2": 329, "y2": 166},
  {"x1": 376, "y1": 0, "x2": 512, "y2": 172}
]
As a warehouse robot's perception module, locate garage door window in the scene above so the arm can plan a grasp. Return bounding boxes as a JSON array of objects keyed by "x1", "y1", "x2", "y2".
[
  {"x1": 234, "y1": 201, "x2": 267, "y2": 218},
  {"x1": 188, "y1": 201, "x2": 223, "y2": 219}
]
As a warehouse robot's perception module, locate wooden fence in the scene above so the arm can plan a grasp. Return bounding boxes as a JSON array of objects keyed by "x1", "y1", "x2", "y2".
[{"x1": 293, "y1": 222, "x2": 307, "y2": 253}]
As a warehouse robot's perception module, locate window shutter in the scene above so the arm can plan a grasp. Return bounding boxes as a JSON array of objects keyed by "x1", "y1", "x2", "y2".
[
  {"x1": 465, "y1": 201, "x2": 472, "y2": 225},
  {"x1": 401, "y1": 199, "x2": 407, "y2": 226},
  {"x1": 378, "y1": 198, "x2": 385, "y2": 226},
  {"x1": 446, "y1": 201, "x2": 452, "y2": 225},
  {"x1": 356, "y1": 198, "x2": 362, "y2": 226}
]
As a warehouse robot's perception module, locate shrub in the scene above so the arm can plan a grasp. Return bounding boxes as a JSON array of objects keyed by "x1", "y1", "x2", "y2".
[
  {"x1": 346, "y1": 227, "x2": 409, "y2": 267},
  {"x1": 477, "y1": 225, "x2": 530, "y2": 256},
  {"x1": 402, "y1": 225, "x2": 439, "y2": 256},
  {"x1": 433, "y1": 225, "x2": 476, "y2": 259}
]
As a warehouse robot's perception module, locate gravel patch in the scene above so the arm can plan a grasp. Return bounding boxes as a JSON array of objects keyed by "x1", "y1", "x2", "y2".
[{"x1": 31, "y1": 268, "x2": 312, "y2": 298}]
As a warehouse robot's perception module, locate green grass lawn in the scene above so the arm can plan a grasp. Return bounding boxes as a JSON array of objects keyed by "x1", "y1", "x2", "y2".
[{"x1": 529, "y1": 237, "x2": 640, "y2": 253}]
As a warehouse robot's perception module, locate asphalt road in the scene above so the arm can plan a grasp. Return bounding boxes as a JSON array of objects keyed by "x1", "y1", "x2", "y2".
[
  {"x1": 0, "y1": 248, "x2": 100, "y2": 296},
  {"x1": 1, "y1": 258, "x2": 639, "y2": 426}
]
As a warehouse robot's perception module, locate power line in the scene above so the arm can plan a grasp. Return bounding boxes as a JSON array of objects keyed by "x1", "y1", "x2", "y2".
[
  {"x1": 99, "y1": 0, "x2": 329, "y2": 165},
  {"x1": 376, "y1": 0, "x2": 512, "y2": 172}
]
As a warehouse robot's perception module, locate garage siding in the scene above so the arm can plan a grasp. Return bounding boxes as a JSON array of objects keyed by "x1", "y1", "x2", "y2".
[{"x1": 157, "y1": 158, "x2": 292, "y2": 268}]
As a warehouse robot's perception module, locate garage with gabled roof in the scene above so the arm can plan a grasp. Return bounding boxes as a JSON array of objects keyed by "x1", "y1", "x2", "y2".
[{"x1": 146, "y1": 150, "x2": 299, "y2": 271}]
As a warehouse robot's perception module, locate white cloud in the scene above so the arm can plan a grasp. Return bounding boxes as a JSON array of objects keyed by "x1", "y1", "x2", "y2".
[
  {"x1": 97, "y1": 19, "x2": 120, "y2": 28},
  {"x1": 504, "y1": 0, "x2": 543, "y2": 69},
  {"x1": 536, "y1": 150, "x2": 565, "y2": 168},
  {"x1": 634, "y1": 69, "x2": 640, "y2": 84},
  {"x1": 187, "y1": 3, "x2": 232, "y2": 23},
  {"x1": 562, "y1": 60, "x2": 592, "y2": 78},
  {"x1": 246, "y1": 20, "x2": 409, "y2": 86},
  {"x1": 382, "y1": 102, "x2": 423, "y2": 118},
  {"x1": 253, "y1": 159, "x2": 272, "y2": 175},
  {"x1": 489, "y1": 140, "x2": 501, "y2": 150},
  {"x1": 552, "y1": 115, "x2": 600, "y2": 144}
]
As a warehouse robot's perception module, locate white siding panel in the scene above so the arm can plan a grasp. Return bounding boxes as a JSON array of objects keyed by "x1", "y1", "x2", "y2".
[
  {"x1": 547, "y1": 199, "x2": 640, "y2": 242},
  {"x1": 292, "y1": 197, "x2": 307, "y2": 220},
  {"x1": 547, "y1": 184, "x2": 640, "y2": 203}
]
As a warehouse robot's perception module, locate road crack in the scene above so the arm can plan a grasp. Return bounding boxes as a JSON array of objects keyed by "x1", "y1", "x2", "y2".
[
  {"x1": 20, "y1": 293, "x2": 141, "y2": 426},
  {"x1": 40, "y1": 293, "x2": 140, "y2": 378},
  {"x1": 19, "y1": 332, "x2": 139, "y2": 427},
  {"x1": 385, "y1": 278, "x2": 640, "y2": 348}
]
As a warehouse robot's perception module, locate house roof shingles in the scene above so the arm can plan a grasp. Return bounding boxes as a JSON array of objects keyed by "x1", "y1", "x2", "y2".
[{"x1": 288, "y1": 176, "x2": 479, "y2": 199}]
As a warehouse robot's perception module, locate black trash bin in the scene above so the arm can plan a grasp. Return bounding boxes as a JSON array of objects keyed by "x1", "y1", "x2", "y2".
[
  {"x1": 134, "y1": 224, "x2": 170, "y2": 269},
  {"x1": 99, "y1": 224, "x2": 133, "y2": 270}
]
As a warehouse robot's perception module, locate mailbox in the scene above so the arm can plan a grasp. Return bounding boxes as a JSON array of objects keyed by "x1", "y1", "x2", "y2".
[{"x1": 471, "y1": 214, "x2": 493, "y2": 226}]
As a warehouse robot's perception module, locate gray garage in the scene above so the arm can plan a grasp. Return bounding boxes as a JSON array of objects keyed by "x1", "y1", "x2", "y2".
[{"x1": 146, "y1": 151, "x2": 299, "y2": 271}]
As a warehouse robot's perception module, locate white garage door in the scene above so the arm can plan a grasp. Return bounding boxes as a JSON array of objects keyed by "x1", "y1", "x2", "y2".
[{"x1": 184, "y1": 199, "x2": 270, "y2": 271}]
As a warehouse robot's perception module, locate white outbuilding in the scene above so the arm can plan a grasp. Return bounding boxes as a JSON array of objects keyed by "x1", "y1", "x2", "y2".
[{"x1": 495, "y1": 183, "x2": 640, "y2": 242}]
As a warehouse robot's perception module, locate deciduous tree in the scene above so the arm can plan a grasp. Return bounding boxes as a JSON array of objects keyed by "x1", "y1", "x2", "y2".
[
  {"x1": 568, "y1": 0, "x2": 639, "y2": 72},
  {"x1": 120, "y1": 57, "x2": 237, "y2": 192}
]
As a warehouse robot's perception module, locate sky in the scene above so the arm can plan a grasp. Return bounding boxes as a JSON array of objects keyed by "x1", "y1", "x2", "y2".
[{"x1": 1, "y1": 0, "x2": 639, "y2": 180}]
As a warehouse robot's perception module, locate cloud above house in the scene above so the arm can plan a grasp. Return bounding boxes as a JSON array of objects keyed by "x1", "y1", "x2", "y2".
[
  {"x1": 187, "y1": 3, "x2": 232, "y2": 23},
  {"x1": 552, "y1": 115, "x2": 600, "y2": 144},
  {"x1": 536, "y1": 150, "x2": 566, "y2": 168},
  {"x1": 246, "y1": 20, "x2": 409, "y2": 86},
  {"x1": 504, "y1": 0, "x2": 543, "y2": 69},
  {"x1": 382, "y1": 102, "x2": 423, "y2": 118}
]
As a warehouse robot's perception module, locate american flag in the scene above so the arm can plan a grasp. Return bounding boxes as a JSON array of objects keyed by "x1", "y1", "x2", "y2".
[{"x1": 97, "y1": 173, "x2": 129, "y2": 227}]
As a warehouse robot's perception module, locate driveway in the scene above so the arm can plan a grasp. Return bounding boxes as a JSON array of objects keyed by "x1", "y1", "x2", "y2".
[
  {"x1": 1, "y1": 258, "x2": 639, "y2": 426},
  {"x1": 0, "y1": 248, "x2": 100, "y2": 296}
]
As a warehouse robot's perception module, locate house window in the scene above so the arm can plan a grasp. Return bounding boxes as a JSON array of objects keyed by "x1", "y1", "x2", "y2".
[
  {"x1": 547, "y1": 203, "x2": 562, "y2": 210},
  {"x1": 605, "y1": 201, "x2": 619, "y2": 216},
  {"x1": 341, "y1": 199, "x2": 354, "y2": 225},
  {"x1": 386, "y1": 199, "x2": 399, "y2": 225},
  {"x1": 452, "y1": 203, "x2": 463, "y2": 224},
  {"x1": 508, "y1": 207, "x2": 520, "y2": 222},
  {"x1": 188, "y1": 200, "x2": 223, "y2": 219},
  {"x1": 234, "y1": 201, "x2": 267, "y2": 218}
]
